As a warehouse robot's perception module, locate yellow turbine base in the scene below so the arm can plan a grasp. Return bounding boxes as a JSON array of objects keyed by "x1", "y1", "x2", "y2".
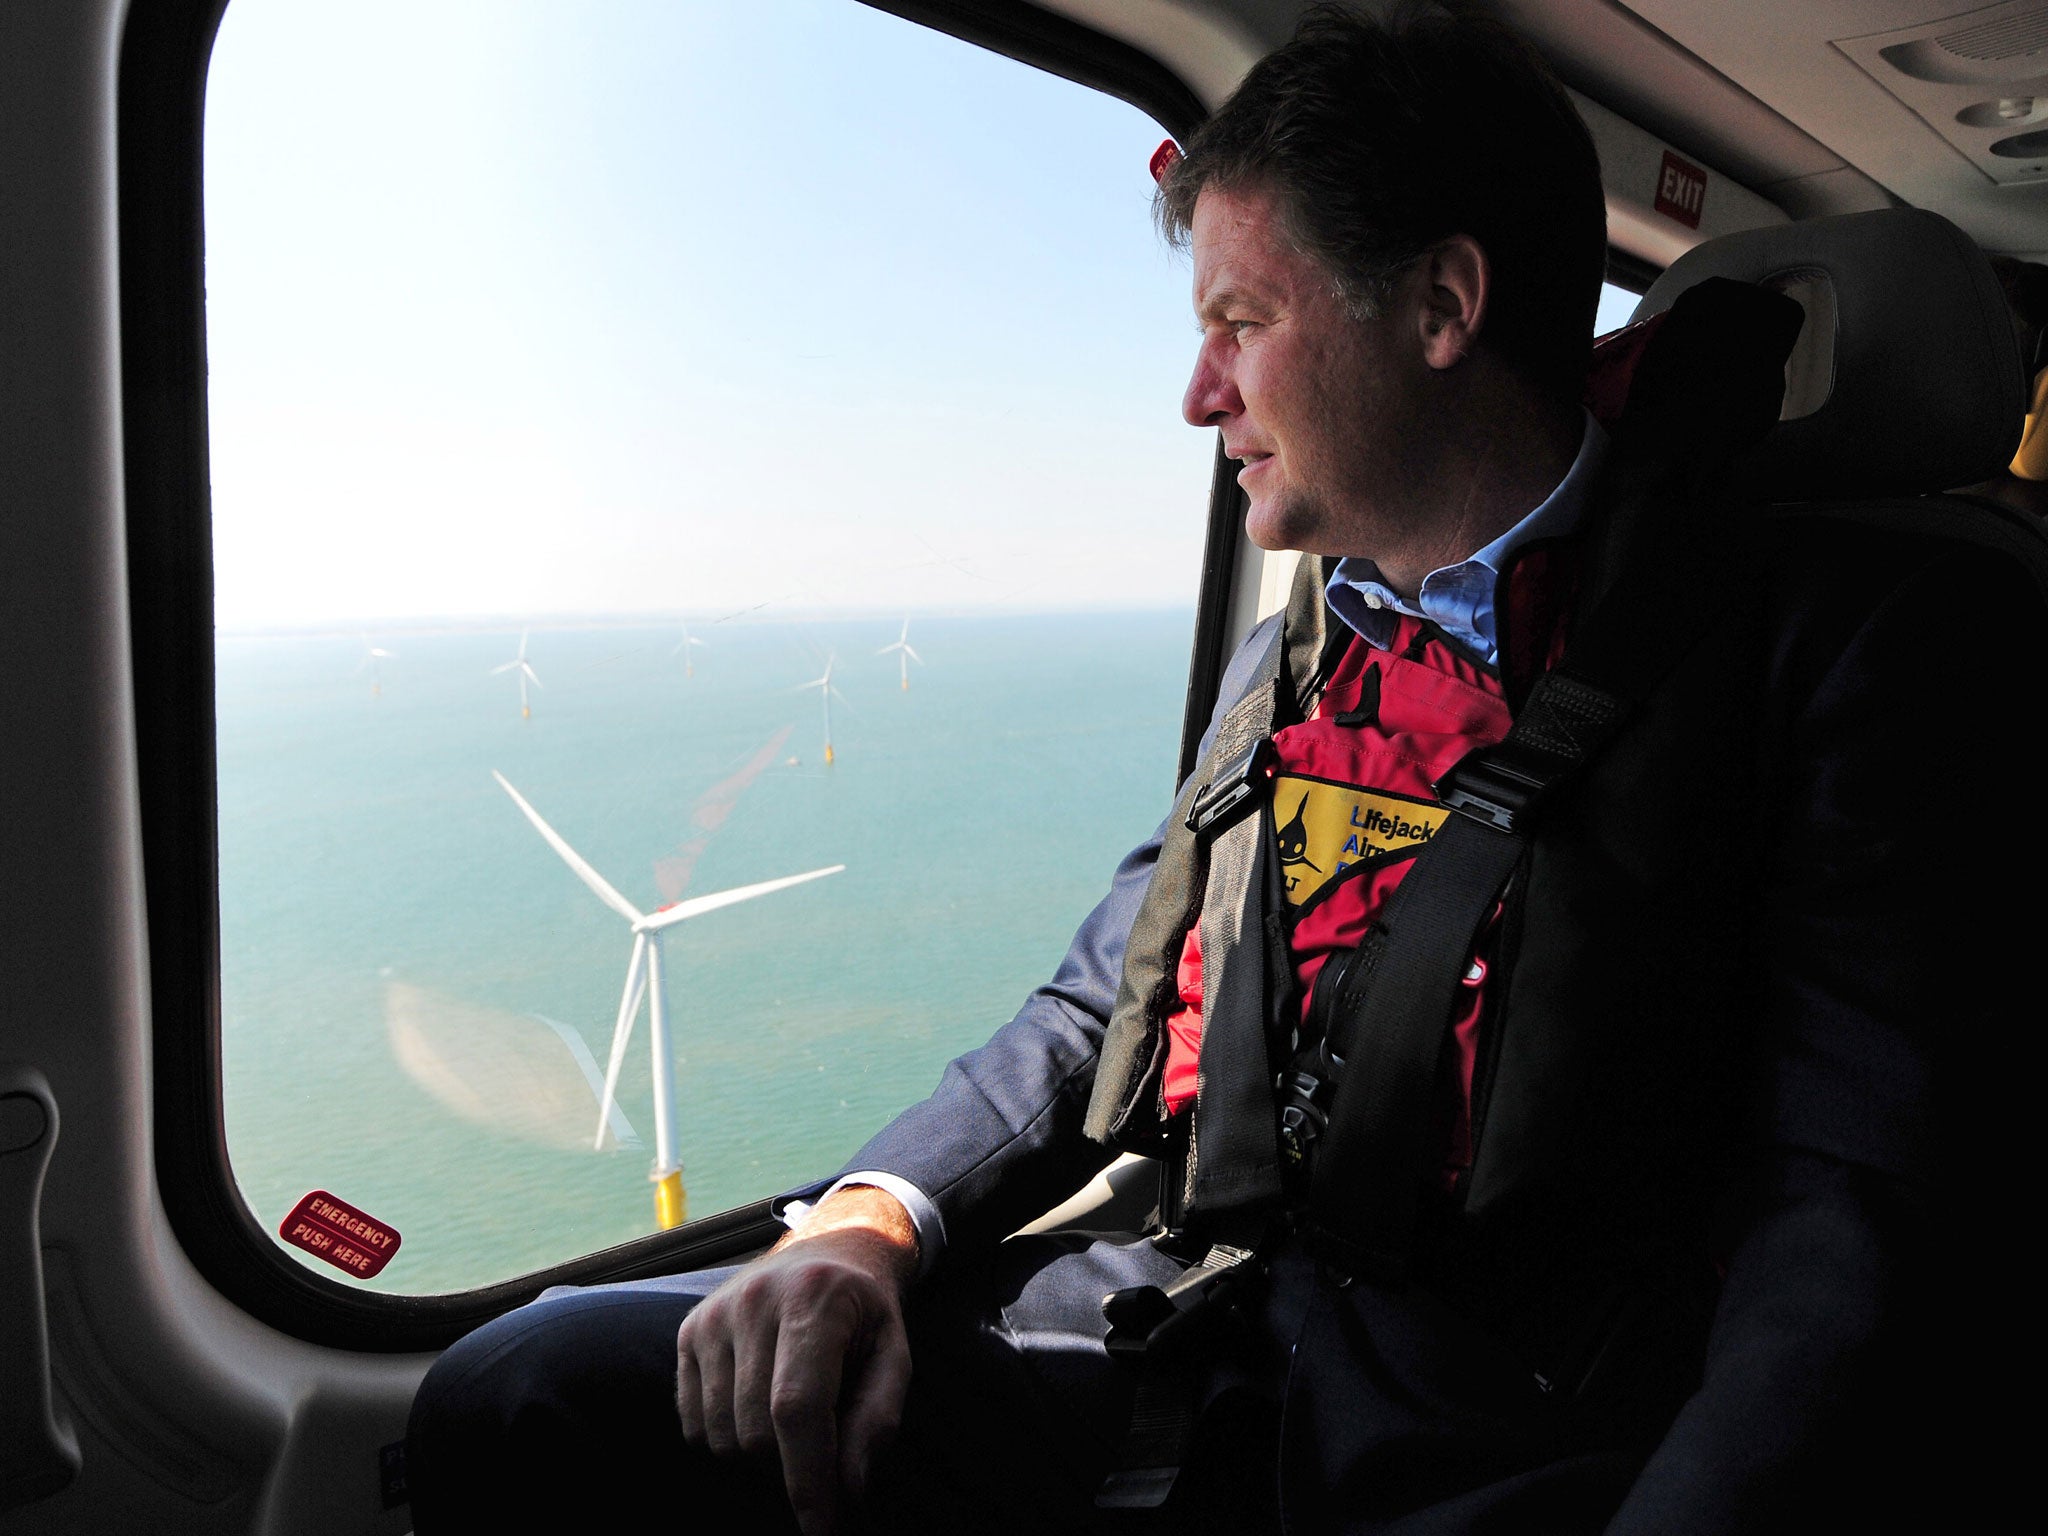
[
  {"x1": 900, "y1": 677, "x2": 908, "y2": 691},
  {"x1": 521, "y1": 704, "x2": 532, "y2": 719},
  {"x1": 824, "y1": 743, "x2": 836, "y2": 764},
  {"x1": 654, "y1": 1169, "x2": 687, "y2": 1231}
]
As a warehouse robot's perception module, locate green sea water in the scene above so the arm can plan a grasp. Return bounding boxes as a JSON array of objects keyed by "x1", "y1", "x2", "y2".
[{"x1": 216, "y1": 611, "x2": 1192, "y2": 1295}]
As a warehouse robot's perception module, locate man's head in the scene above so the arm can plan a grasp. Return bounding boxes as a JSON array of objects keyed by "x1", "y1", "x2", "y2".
[{"x1": 1160, "y1": 4, "x2": 1607, "y2": 571}]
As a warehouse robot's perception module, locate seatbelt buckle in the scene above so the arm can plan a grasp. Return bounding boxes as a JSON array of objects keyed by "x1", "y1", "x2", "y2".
[
  {"x1": 1100, "y1": 1242, "x2": 1259, "y2": 1357},
  {"x1": 1275, "y1": 1068, "x2": 1332, "y2": 1167},
  {"x1": 1433, "y1": 746, "x2": 1548, "y2": 834},
  {"x1": 1094, "y1": 1242, "x2": 1264, "y2": 1511},
  {"x1": 1186, "y1": 737, "x2": 1277, "y2": 838}
]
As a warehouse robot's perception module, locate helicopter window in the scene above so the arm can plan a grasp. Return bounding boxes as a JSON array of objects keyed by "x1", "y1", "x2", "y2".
[
  {"x1": 202, "y1": 0, "x2": 1214, "y2": 1296},
  {"x1": 1596, "y1": 280, "x2": 1644, "y2": 334}
]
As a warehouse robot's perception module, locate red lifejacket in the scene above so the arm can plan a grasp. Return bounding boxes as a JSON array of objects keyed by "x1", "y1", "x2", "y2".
[{"x1": 1160, "y1": 613, "x2": 1512, "y2": 1185}]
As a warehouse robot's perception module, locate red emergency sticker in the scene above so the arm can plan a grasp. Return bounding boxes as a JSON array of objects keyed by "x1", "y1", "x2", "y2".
[
  {"x1": 279, "y1": 1190, "x2": 401, "y2": 1280},
  {"x1": 1149, "y1": 138, "x2": 1182, "y2": 183}
]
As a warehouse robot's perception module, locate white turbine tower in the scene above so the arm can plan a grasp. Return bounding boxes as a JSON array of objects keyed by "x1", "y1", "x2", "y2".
[
  {"x1": 357, "y1": 635, "x2": 396, "y2": 696},
  {"x1": 493, "y1": 770, "x2": 843, "y2": 1231},
  {"x1": 670, "y1": 618, "x2": 709, "y2": 679},
  {"x1": 492, "y1": 629, "x2": 543, "y2": 718},
  {"x1": 877, "y1": 619, "x2": 923, "y2": 692},
  {"x1": 798, "y1": 655, "x2": 849, "y2": 764}
]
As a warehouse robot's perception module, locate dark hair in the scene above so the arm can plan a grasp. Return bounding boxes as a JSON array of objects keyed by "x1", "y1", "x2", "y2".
[{"x1": 1157, "y1": 3, "x2": 1608, "y2": 396}]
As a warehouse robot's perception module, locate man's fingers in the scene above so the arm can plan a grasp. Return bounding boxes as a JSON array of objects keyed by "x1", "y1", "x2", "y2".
[
  {"x1": 731, "y1": 1306, "x2": 782, "y2": 1459},
  {"x1": 667, "y1": 1217, "x2": 919, "y2": 1534},
  {"x1": 772, "y1": 1308, "x2": 850, "y2": 1536},
  {"x1": 838, "y1": 1309, "x2": 912, "y2": 1503},
  {"x1": 693, "y1": 1325, "x2": 741, "y2": 1458},
  {"x1": 675, "y1": 1329, "x2": 706, "y2": 1444}
]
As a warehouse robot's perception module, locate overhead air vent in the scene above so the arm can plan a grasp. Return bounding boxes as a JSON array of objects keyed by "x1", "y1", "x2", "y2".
[
  {"x1": 1938, "y1": 8, "x2": 2048, "y2": 62},
  {"x1": 1992, "y1": 126, "x2": 2048, "y2": 155},
  {"x1": 1841, "y1": 1, "x2": 2048, "y2": 184}
]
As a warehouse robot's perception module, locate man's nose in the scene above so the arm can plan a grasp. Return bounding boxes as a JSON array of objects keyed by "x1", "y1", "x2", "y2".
[{"x1": 1182, "y1": 341, "x2": 1240, "y2": 428}]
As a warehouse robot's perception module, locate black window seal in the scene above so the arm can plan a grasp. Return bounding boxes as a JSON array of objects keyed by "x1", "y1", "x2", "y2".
[
  {"x1": 121, "y1": 0, "x2": 1214, "y2": 1351},
  {"x1": 1605, "y1": 245, "x2": 1664, "y2": 296}
]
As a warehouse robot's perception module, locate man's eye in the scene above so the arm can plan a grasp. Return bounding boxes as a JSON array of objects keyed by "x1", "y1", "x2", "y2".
[{"x1": 1230, "y1": 319, "x2": 1260, "y2": 338}]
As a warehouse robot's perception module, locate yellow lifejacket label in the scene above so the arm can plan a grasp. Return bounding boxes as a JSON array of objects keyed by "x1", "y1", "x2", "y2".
[{"x1": 1271, "y1": 773, "x2": 1448, "y2": 907}]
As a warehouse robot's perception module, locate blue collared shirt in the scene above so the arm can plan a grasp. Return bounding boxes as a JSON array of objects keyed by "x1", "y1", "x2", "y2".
[{"x1": 1324, "y1": 412, "x2": 1608, "y2": 666}]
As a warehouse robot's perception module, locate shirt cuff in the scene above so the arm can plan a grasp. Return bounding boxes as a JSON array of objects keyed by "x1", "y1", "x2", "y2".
[{"x1": 777, "y1": 1171, "x2": 946, "y2": 1280}]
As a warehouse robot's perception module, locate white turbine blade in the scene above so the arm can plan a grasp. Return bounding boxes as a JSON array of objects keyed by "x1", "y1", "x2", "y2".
[
  {"x1": 903, "y1": 645, "x2": 922, "y2": 664},
  {"x1": 490, "y1": 659, "x2": 520, "y2": 674},
  {"x1": 637, "y1": 864, "x2": 845, "y2": 931},
  {"x1": 593, "y1": 934, "x2": 650, "y2": 1149},
  {"x1": 522, "y1": 662, "x2": 544, "y2": 689},
  {"x1": 492, "y1": 771, "x2": 645, "y2": 924}
]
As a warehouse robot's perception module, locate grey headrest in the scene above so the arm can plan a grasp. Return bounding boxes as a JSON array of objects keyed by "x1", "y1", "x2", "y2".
[{"x1": 1633, "y1": 208, "x2": 2023, "y2": 499}]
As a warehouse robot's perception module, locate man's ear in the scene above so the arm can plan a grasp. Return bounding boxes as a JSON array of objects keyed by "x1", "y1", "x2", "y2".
[{"x1": 1418, "y1": 234, "x2": 1489, "y2": 372}]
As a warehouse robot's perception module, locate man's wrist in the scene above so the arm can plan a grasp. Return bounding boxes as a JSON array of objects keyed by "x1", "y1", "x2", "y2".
[
  {"x1": 775, "y1": 1185, "x2": 921, "y2": 1284},
  {"x1": 779, "y1": 1171, "x2": 946, "y2": 1279}
]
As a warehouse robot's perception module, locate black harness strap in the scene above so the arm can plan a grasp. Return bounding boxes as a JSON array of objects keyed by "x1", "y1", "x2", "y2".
[
  {"x1": 1187, "y1": 673, "x2": 1289, "y2": 1218},
  {"x1": 1084, "y1": 554, "x2": 1339, "y2": 1157},
  {"x1": 1089, "y1": 559, "x2": 1343, "y2": 1511},
  {"x1": 1184, "y1": 559, "x2": 1352, "y2": 1224},
  {"x1": 1303, "y1": 670, "x2": 1625, "y2": 1280}
]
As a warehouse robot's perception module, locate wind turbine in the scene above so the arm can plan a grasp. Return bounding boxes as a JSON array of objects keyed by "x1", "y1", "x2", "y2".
[
  {"x1": 798, "y1": 655, "x2": 849, "y2": 764},
  {"x1": 491, "y1": 629, "x2": 543, "y2": 718},
  {"x1": 357, "y1": 635, "x2": 396, "y2": 696},
  {"x1": 492, "y1": 770, "x2": 843, "y2": 1231},
  {"x1": 877, "y1": 619, "x2": 923, "y2": 692},
  {"x1": 670, "y1": 618, "x2": 709, "y2": 679}
]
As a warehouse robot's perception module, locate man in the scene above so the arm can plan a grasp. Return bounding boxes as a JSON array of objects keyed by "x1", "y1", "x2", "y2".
[{"x1": 409, "y1": 7, "x2": 2034, "y2": 1532}]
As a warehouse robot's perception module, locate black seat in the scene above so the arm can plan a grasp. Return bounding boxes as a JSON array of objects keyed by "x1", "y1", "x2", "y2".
[{"x1": 1634, "y1": 207, "x2": 2024, "y2": 500}]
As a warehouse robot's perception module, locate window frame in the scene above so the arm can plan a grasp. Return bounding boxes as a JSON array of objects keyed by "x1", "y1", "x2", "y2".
[
  {"x1": 1605, "y1": 246, "x2": 1664, "y2": 300},
  {"x1": 121, "y1": 0, "x2": 1210, "y2": 1351}
]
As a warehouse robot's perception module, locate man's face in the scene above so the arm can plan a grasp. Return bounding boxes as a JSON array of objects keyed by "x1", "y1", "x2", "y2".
[{"x1": 1182, "y1": 183, "x2": 1429, "y2": 557}]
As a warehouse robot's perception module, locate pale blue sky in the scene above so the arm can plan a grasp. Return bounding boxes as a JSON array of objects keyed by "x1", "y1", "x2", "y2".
[
  {"x1": 204, "y1": 0, "x2": 1646, "y2": 631},
  {"x1": 204, "y1": 0, "x2": 1218, "y2": 629}
]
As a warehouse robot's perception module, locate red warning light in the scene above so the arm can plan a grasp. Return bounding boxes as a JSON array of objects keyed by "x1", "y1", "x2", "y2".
[
  {"x1": 1149, "y1": 139, "x2": 1183, "y2": 184},
  {"x1": 279, "y1": 1190, "x2": 401, "y2": 1280}
]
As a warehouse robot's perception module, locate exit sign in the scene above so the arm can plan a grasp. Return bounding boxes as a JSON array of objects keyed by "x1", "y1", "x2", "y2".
[{"x1": 1655, "y1": 150, "x2": 1707, "y2": 229}]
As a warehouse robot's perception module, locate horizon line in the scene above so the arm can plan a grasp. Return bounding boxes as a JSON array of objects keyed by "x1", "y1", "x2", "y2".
[{"x1": 216, "y1": 601, "x2": 1198, "y2": 641}]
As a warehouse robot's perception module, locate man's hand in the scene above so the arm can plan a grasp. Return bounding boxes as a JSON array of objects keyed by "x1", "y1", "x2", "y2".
[{"x1": 675, "y1": 1185, "x2": 919, "y2": 1536}]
